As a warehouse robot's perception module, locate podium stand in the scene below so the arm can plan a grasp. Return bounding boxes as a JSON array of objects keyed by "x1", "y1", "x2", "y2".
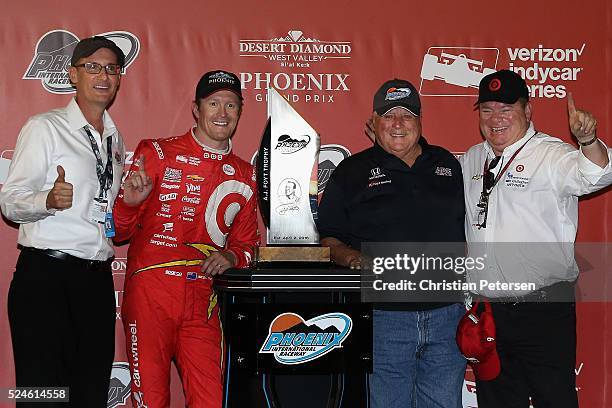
[{"x1": 215, "y1": 267, "x2": 372, "y2": 408}]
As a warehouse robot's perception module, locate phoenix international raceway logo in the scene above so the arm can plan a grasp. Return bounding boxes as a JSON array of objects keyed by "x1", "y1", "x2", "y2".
[
  {"x1": 260, "y1": 312, "x2": 352, "y2": 364},
  {"x1": 23, "y1": 30, "x2": 140, "y2": 94},
  {"x1": 419, "y1": 47, "x2": 499, "y2": 96},
  {"x1": 107, "y1": 362, "x2": 131, "y2": 407}
]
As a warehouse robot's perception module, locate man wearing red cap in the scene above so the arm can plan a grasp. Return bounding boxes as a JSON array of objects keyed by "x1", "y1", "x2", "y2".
[
  {"x1": 113, "y1": 70, "x2": 258, "y2": 407},
  {"x1": 460, "y1": 69, "x2": 612, "y2": 407}
]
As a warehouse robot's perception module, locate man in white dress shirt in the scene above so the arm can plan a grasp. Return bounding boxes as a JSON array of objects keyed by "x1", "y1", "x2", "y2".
[
  {"x1": 0, "y1": 36, "x2": 126, "y2": 407},
  {"x1": 460, "y1": 70, "x2": 612, "y2": 408}
]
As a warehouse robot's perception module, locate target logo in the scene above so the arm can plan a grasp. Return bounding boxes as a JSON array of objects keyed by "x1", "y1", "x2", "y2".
[{"x1": 488, "y1": 78, "x2": 502, "y2": 91}]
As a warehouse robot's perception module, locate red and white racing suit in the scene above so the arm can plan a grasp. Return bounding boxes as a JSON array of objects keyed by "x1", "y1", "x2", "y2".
[{"x1": 114, "y1": 130, "x2": 258, "y2": 407}]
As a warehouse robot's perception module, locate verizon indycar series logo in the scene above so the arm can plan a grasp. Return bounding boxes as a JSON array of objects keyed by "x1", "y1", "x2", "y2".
[
  {"x1": 260, "y1": 312, "x2": 352, "y2": 364},
  {"x1": 419, "y1": 47, "x2": 498, "y2": 96},
  {"x1": 275, "y1": 134, "x2": 311, "y2": 154},
  {"x1": 107, "y1": 362, "x2": 131, "y2": 408},
  {"x1": 23, "y1": 30, "x2": 140, "y2": 94}
]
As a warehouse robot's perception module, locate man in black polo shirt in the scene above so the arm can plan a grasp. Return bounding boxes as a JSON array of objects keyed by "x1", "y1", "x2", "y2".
[{"x1": 318, "y1": 79, "x2": 466, "y2": 407}]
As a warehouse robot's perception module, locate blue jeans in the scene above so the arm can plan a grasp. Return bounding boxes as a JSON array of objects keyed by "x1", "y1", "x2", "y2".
[{"x1": 369, "y1": 304, "x2": 467, "y2": 408}]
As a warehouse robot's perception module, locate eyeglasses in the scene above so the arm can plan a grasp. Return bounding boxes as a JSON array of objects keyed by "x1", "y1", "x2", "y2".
[
  {"x1": 73, "y1": 62, "x2": 121, "y2": 75},
  {"x1": 475, "y1": 156, "x2": 502, "y2": 229}
]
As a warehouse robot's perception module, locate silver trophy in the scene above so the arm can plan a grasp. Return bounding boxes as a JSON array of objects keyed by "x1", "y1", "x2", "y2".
[{"x1": 256, "y1": 88, "x2": 328, "y2": 263}]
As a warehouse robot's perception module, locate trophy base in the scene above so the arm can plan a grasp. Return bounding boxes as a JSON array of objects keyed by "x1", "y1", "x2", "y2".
[{"x1": 255, "y1": 246, "x2": 330, "y2": 265}]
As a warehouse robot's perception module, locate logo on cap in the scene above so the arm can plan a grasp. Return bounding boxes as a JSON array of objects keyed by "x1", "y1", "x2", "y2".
[
  {"x1": 488, "y1": 78, "x2": 501, "y2": 91},
  {"x1": 208, "y1": 71, "x2": 237, "y2": 85},
  {"x1": 385, "y1": 87, "x2": 412, "y2": 101}
]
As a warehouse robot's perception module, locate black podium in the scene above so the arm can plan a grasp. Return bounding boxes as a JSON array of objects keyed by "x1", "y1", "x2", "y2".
[{"x1": 215, "y1": 267, "x2": 372, "y2": 408}]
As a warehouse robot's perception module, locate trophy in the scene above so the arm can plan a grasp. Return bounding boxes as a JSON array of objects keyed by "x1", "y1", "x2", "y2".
[{"x1": 256, "y1": 88, "x2": 329, "y2": 264}]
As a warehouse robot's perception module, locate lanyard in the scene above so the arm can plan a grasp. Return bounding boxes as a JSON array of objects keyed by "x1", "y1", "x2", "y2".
[
  {"x1": 482, "y1": 132, "x2": 537, "y2": 193},
  {"x1": 83, "y1": 126, "x2": 114, "y2": 198}
]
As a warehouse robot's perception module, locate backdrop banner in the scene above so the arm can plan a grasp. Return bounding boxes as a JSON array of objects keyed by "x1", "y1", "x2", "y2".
[{"x1": 1, "y1": 1, "x2": 610, "y2": 407}]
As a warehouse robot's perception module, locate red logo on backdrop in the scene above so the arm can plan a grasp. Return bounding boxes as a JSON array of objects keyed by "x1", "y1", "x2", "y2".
[
  {"x1": 516, "y1": 164, "x2": 524, "y2": 172},
  {"x1": 489, "y1": 78, "x2": 502, "y2": 91},
  {"x1": 420, "y1": 46, "x2": 499, "y2": 97}
]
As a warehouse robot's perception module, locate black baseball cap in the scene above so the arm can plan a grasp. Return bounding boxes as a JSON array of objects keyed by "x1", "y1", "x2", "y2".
[
  {"x1": 71, "y1": 36, "x2": 125, "y2": 67},
  {"x1": 373, "y1": 79, "x2": 421, "y2": 116},
  {"x1": 475, "y1": 70, "x2": 529, "y2": 105},
  {"x1": 195, "y1": 70, "x2": 243, "y2": 101}
]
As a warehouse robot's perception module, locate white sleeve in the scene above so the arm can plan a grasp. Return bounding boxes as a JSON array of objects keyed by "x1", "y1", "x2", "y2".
[
  {"x1": 551, "y1": 139, "x2": 612, "y2": 197},
  {"x1": 0, "y1": 117, "x2": 57, "y2": 223}
]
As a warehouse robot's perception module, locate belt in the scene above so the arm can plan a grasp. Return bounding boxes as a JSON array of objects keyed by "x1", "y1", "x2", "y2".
[
  {"x1": 21, "y1": 247, "x2": 113, "y2": 270},
  {"x1": 485, "y1": 281, "x2": 575, "y2": 305}
]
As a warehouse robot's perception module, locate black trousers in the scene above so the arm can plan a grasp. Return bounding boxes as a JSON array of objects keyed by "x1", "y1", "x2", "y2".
[
  {"x1": 7, "y1": 249, "x2": 116, "y2": 408},
  {"x1": 476, "y1": 300, "x2": 578, "y2": 408}
]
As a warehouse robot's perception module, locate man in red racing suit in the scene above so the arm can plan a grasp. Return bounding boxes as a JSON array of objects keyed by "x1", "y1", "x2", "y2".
[{"x1": 113, "y1": 70, "x2": 258, "y2": 407}]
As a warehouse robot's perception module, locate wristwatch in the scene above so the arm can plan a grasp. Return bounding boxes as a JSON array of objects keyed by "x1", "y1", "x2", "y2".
[{"x1": 579, "y1": 136, "x2": 598, "y2": 146}]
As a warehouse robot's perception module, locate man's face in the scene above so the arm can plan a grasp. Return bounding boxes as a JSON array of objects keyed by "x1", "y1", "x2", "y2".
[
  {"x1": 479, "y1": 100, "x2": 532, "y2": 155},
  {"x1": 373, "y1": 107, "x2": 421, "y2": 158},
  {"x1": 192, "y1": 90, "x2": 242, "y2": 149},
  {"x1": 69, "y1": 48, "x2": 121, "y2": 110},
  {"x1": 285, "y1": 182, "x2": 295, "y2": 196}
]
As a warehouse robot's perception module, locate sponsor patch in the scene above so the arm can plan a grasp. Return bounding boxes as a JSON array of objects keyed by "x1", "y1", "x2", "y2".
[
  {"x1": 159, "y1": 193, "x2": 178, "y2": 202},
  {"x1": 259, "y1": 312, "x2": 352, "y2": 364},
  {"x1": 223, "y1": 164, "x2": 235, "y2": 176},
  {"x1": 163, "y1": 167, "x2": 182, "y2": 183},
  {"x1": 152, "y1": 141, "x2": 164, "y2": 159},
  {"x1": 187, "y1": 174, "x2": 205, "y2": 182},
  {"x1": 504, "y1": 172, "x2": 530, "y2": 189},
  {"x1": 369, "y1": 167, "x2": 386, "y2": 180},
  {"x1": 435, "y1": 166, "x2": 453, "y2": 176},
  {"x1": 186, "y1": 183, "x2": 201, "y2": 195},
  {"x1": 161, "y1": 182, "x2": 180, "y2": 190},
  {"x1": 182, "y1": 196, "x2": 201, "y2": 204}
]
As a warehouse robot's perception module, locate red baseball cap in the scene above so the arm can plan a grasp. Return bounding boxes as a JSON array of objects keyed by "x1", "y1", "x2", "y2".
[{"x1": 456, "y1": 301, "x2": 500, "y2": 381}]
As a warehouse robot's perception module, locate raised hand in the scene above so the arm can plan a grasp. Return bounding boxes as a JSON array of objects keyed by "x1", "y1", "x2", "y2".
[
  {"x1": 46, "y1": 165, "x2": 73, "y2": 210},
  {"x1": 568, "y1": 92, "x2": 597, "y2": 143},
  {"x1": 122, "y1": 154, "x2": 153, "y2": 206}
]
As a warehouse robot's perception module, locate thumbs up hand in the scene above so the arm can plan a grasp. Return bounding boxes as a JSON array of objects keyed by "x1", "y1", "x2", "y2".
[
  {"x1": 46, "y1": 165, "x2": 73, "y2": 210},
  {"x1": 567, "y1": 92, "x2": 597, "y2": 143},
  {"x1": 122, "y1": 154, "x2": 153, "y2": 207}
]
